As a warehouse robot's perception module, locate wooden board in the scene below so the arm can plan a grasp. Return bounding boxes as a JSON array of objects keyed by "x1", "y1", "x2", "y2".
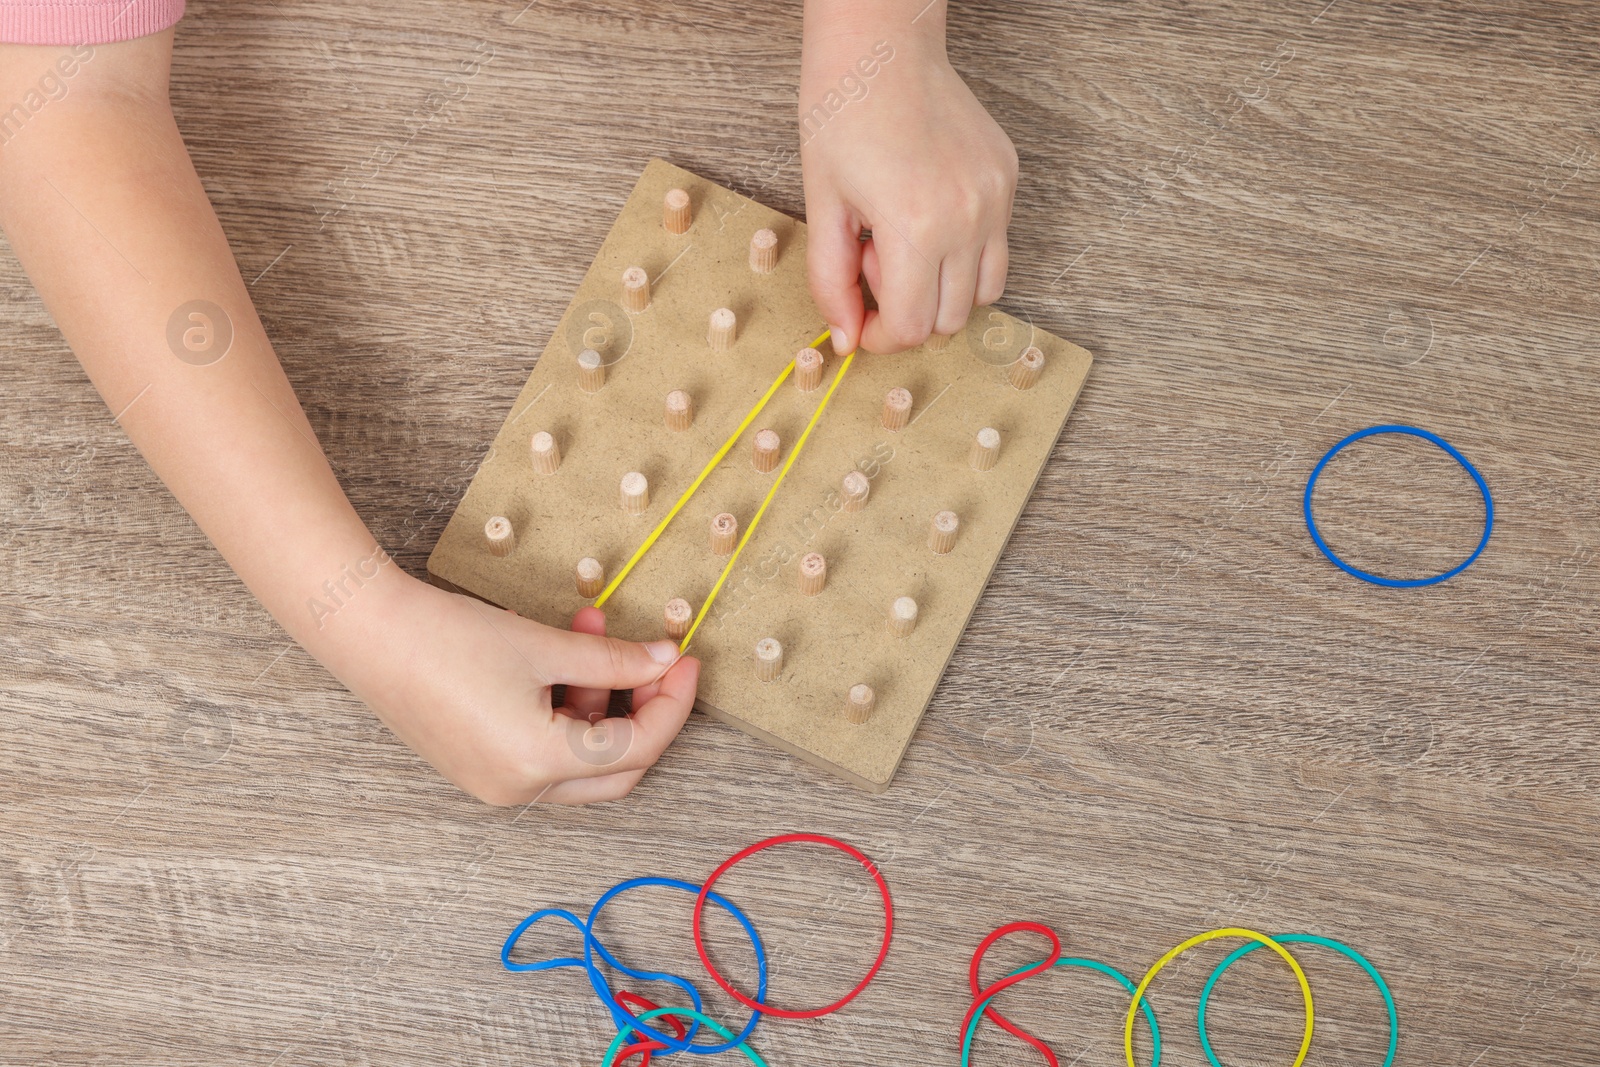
[{"x1": 426, "y1": 159, "x2": 1092, "y2": 790}]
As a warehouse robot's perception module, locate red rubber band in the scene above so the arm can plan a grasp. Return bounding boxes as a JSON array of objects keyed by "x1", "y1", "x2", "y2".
[
  {"x1": 961, "y1": 921, "x2": 1064, "y2": 1066},
  {"x1": 612, "y1": 989, "x2": 687, "y2": 1067},
  {"x1": 691, "y1": 833, "x2": 893, "y2": 1019}
]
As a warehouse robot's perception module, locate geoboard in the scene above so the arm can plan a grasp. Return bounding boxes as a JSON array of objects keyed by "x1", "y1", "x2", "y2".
[{"x1": 426, "y1": 158, "x2": 1092, "y2": 792}]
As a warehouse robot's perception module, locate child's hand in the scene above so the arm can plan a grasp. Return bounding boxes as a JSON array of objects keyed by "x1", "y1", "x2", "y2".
[
  {"x1": 331, "y1": 575, "x2": 698, "y2": 806},
  {"x1": 800, "y1": 13, "x2": 1018, "y2": 355}
]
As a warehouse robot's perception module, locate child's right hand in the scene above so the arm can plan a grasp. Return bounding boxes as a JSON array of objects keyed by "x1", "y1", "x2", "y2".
[{"x1": 325, "y1": 574, "x2": 699, "y2": 806}]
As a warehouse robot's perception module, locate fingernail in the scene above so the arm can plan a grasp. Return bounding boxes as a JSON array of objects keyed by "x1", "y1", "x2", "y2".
[{"x1": 646, "y1": 640, "x2": 679, "y2": 664}]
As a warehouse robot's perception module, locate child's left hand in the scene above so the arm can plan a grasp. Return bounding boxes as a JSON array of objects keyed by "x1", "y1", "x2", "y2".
[{"x1": 799, "y1": 24, "x2": 1018, "y2": 356}]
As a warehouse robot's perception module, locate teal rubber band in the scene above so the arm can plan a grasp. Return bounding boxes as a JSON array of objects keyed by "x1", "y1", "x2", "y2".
[
  {"x1": 961, "y1": 957, "x2": 1162, "y2": 1067},
  {"x1": 1197, "y1": 933, "x2": 1397, "y2": 1067},
  {"x1": 603, "y1": 1006, "x2": 767, "y2": 1067}
]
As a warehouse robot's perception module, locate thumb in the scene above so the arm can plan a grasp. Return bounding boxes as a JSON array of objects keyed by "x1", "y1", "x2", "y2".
[
  {"x1": 534, "y1": 625, "x2": 681, "y2": 690},
  {"x1": 806, "y1": 200, "x2": 865, "y2": 356}
]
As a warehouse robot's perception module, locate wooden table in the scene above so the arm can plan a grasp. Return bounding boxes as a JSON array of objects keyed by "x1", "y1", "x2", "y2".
[{"x1": 4, "y1": 1, "x2": 1597, "y2": 1062}]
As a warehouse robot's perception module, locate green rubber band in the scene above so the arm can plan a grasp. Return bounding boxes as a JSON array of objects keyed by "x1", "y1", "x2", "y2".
[
  {"x1": 1197, "y1": 933, "x2": 1397, "y2": 1067},
  {"x1": 602, "y1": 1006, "x2": 768, "y2": 1067},
  {"x1": 962, "y1": 957, "x2": 1163, "y2": 1066}
]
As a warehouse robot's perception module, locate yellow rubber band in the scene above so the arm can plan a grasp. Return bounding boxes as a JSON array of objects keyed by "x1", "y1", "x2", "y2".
[
  {"x1": 592, "y1": 330, "x2": 833, "y2": 611},
  {"x1": 1123, "y1": 927, "x2": 1313, "y2": 1067},
  {"x1": 677, "y1": 345, "x2": 854, "y2": 651},
  {"x1": 592, "y1": 331, "x2": 850, "y2": 657}
]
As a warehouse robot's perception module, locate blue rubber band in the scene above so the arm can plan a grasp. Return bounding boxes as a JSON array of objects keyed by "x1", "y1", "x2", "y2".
[
  {"x1": 960, "y1": 957, "x2": 1162, "y2": 1066},
  {"x1": 1303, "y1": 424, "x2": 1492, "y2": 588},
  {"x1": 501, "y1": 908, "x2": 591, "y2": 973},
  {"x1": 584, "y1": 877, "x2": 768, "y2": 1055},
  {"x1": 501, "y1": 906, "x2": 709, "y2": 1047},
  {"x1": 500, "y1": 877, "x2": 767, "y2": 1057},
  {"x1": 1197, "y1": 933, "x2": 1397, "y2": 1067}
]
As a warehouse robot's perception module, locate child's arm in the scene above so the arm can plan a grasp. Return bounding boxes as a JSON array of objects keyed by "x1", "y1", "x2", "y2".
[
  {"x1": 800, "y1": 0, "x2": 1017, "y2": 355},
  {"x1": 0, "y1": 33, "x2": 698, "y2": 805}
]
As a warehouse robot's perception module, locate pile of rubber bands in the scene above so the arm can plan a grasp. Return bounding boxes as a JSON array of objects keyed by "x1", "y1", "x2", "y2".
[
  {"x1": 501, "y1": 834, "x2": 1396, "y2": 1065},
  {"x1": 500, "y1": 833, "x2": 892, "y2": 1066},
  {"x1": 962, "y1": 921, "x2": 1398, "y2": 1067}
]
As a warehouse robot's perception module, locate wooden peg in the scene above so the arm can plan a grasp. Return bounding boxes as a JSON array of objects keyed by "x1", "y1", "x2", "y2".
[
  {"x1": 622, "y1": 266, "x2": 651, "y2": 313},
  {"x1": 577, "y1": 348, "x2": 606, "y2": 393},
  {"x1": 752, "y1": 429, "x2": 780, "y2": 473},
  {"x1": 708, "y1": 307, "x2": 737, "y2": 351},
  {"x1": 665, "y1": 389, "x2": 694, "y2": 431},
  {"x1": 798, "y1": 552, "x2": 827, "y2": 596},
  {"x1": 841, "y1": 470, "x2": 870, "y2": 512},
  {"x1": 755, "y1": 637, "x2": 783, "y2": 682},
  {"x1": 484, "y1": 516, "x2": 515, "y2": 557},
  {"x1": 888, "y1": 596, "x2": 918, "y2": 637},
  {"x1": 620, "y1": 471, "x2": 649, "y2": 515},
  {"x1": 794, "y1": 347, "x2": 825, "y2": 392},
  {"x1": 576, "y1": 556, "x2": 605, "y2": 598},
  {"x1": 881, "y1": 387, "x2": 912, "y2": 431},
  {"x1": 926, "y1": 333, "x2": 951, "y2": 351},
  {"x1": 1009, "y1": 346, "x2": 1045, "y2": 390},
  {"x1": 664, "y1": 188, "x2": 692, "y2": 234},
  {"x1": 664, "y1": 597, "x2": 692, "y2": 641},
  {"x1": 929, "y1": 510, "x2": 959, "y2": 554},
  {"x1": 530, "y1": 431, "x2": 561, "y2": 475},
  {"x1": 749, "y1": 228, "x2": 778, "y2": 273},
  {"x1": 969, "y1": 427, "x2": 1001, "y2": 472},
  {"x1": 846, "y1": 683, "x2": 876, "y2": 724},
  {"x1": 710, "y1": 512, "x2": 738, "y2": 555}
]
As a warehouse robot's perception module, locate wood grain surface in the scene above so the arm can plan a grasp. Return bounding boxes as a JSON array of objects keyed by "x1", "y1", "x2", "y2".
[{"x1": 3, "y1": 1, "x2": 1597, "y2": 1064}]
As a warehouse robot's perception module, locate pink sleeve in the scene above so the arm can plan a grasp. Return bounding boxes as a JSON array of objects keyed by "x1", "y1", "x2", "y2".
[{"x1": 0, "y1": 0, "x2": 184, "y2": 45}]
